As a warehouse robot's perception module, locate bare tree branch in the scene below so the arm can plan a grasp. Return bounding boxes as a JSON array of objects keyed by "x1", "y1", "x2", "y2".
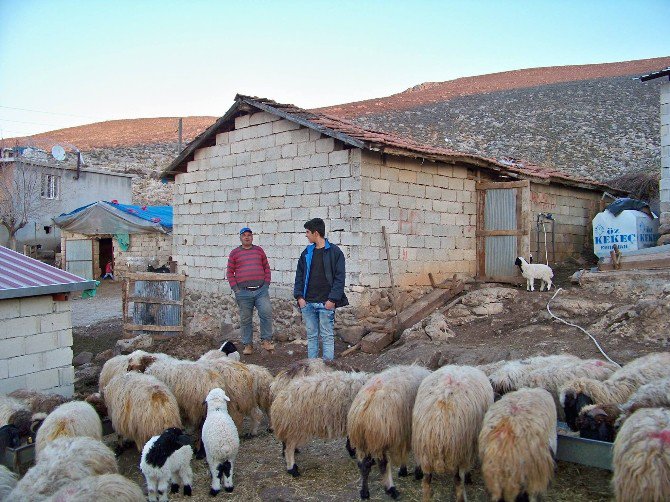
[{"x1": 0, "y1": 161, "x2": 43, "y2": 250}]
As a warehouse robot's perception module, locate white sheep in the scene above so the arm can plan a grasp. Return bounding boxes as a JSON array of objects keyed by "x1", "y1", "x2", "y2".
[
  {"x1": 347, "y1": 365, "x2": 431, "y2": 499},
  {"x1": 202, "y1": 388, "x2": 240, "y2": 496},
  {"x1": 489, "y1": 354, "x2": 581, "y2": 394},
  {"x1": 198, "y1": 341, "x2": 241, "y2": 362},
  {"x1": 98, "y1": 354, "x2": 132, "y2": 394},
  {"x1": 412, "y1": 365, "x2": 494, "y2": 502},
  {"x1": 47, "y1": 473, "x2": 145, "y2": 502},
  {"x1": 7, "y1": 436, "x2": 118, "y2": 501},
  {"x1": 104, "y1": 372, "x2": 182, "y2": 451},
  {"x1": 140, "y1": 427, "x2": 194, "y2": 501},
  {"x1": 7, "y1": 389, "x2": 70, "y2": 415},
  {"x1": 515, "y1": 256, "x2": 553, "y2": 291},
  {"x1": 271, "y1": 369, "x2": 371, "y2": 477},
  {"x1": 479, "y1": 388, "x2": 557, "y2": 502},
  {"x1": 35, "y1": 400, "x2": 103, "y2": 458},
  {"x1": 0, "y1": 465, "x2": 17, "y2": 501},
  {"x1": 612, "y1": 407, "x2": 670, "y2": 502},
  {"x1": 269, "y1": 358, "x2": 336, "y2": 401},
  {"x1": 560, "y1": 352, "x2": 670, "y2": 431}
]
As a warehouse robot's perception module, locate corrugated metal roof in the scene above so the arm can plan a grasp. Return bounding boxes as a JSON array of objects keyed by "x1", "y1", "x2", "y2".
[{"x1": 0, "y1": 246, "x2": 97, "y2": 300}]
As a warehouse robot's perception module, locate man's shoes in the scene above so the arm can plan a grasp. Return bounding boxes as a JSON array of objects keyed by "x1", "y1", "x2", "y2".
[
  {"x1": 243, "y1": 345, "x2": 253, "y2": 355},
  {"x1": 261, "y1": 340, "x2": 275, "y2": 352}
]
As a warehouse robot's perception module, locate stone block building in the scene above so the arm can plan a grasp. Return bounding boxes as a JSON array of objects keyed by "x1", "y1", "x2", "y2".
[
  {"x1": 0, "y1": 246, "x2": 95, "y2": 395},
  {"x1": 162, "y1": 95, "x2": 614, "y2": 306}
]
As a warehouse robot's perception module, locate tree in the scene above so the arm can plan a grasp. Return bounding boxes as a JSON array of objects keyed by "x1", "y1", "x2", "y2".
[{"x1": 0, "y1": 160, "x2": 42, "y2": 250}]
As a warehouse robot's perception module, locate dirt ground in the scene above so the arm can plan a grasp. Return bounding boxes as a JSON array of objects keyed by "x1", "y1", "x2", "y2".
[{"x1": 70, "y1": 267, "x2": 668, "y2": 501}]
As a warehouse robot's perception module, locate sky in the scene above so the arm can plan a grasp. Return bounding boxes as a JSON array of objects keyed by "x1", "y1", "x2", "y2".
[{"x1": 1, "y1": 0, "x2": 669, "y2": 138}]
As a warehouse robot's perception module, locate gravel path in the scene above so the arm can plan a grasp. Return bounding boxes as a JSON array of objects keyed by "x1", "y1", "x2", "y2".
[{"x1": 70, "y1": 281, "x2": 123, "y2": 327}]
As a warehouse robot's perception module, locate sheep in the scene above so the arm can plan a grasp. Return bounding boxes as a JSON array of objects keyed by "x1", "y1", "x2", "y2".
[
  {"x1": 514, "y1": 256, "x2": 553, "y2": 291},
  {"x1": 98, "y1": 354, "x2": 132, "y2": 393},
  {"x1": 616, "y1": 377, "x2": 670, "y2": 427},
  {"x1": 140, "y1": 427, "x2": 194, "y2": 501},
  {"x1": 104, "y1": 372, "x2": 182, "y2": 452},
  {"x1": 7, "y1": 436, "x2": 118, "y2": 502},
  {"x1": 269, "y1": 357, "x2": 356, "y2": 400},
  {"x1": 478, "y1": 388, "x2": 557, "y2": 502},
  {"x1": 489, "y1": 354, "x2": 581, "y2": 394},
  {"x1": 7, "y1": 389, "x2": 70, "y2": 414},
  {"x1": 612, "y1": 407, "x2": 670, "y2": 502},
  {"x1": 247, "y1": 363, "x2": 274, "y2": 435},
  {"x1": 412, "y1": 365, "x2": 494, "y2": 502},
  {"x1": 0, "y1": 424, "x2": 20, "y2": 451},
  {"x1": 560, "y1": 352, "x2": 670, "y2": 430},
  {"x1": 47, "y1": 474, "x2": 145, "y2": 502},
  {"x1": 35, "y1": 400, "x2": 103, "y2": 458},
  {"x1": 202, "y1": 388, "x2": 240, "y2": 496},
  {"x1": 0, "y1": 394, "x2": 44, "y2": 442},
  {"x1": 347, "y1": 365, "x2": 431, "y2": 499},
  {"x1": 0, "y1": 465, "x2": 17, "y2": 502},
  {"x1": 475, "y1": 360, "x2": 509, "y2": 376},
  {"x1": 199, "y1": 341, "x2": 241, "y2": 362},
  {"x1": 271, "y1": 369, "x2": 371, "y2": 477}
]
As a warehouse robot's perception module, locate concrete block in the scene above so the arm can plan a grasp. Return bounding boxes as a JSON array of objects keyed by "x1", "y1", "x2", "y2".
[
  {"x1": 3, "y1": 336, "x2": 25, "y2": 358},
  {"x1": 43, "y1": 347, "x2": 73, "y2": 370},
  {"x1": 8, "y1": 352, "x2": 42, "y2": 377},
  {"x1": 370, "y1": 179, "x2": 390, "y2": 192},
  {"x1": 0, "y1": 316, "x2": 39, "y2": 340},
  {"x1": 59, "y1": 365, "x2": 75, "y2": 386},
  {"x1": 290, "y1": 129, "x2": 310, "y2": 143},
  {"x1": 0, "y1": 359, "x2": 6, "y2": 379},
  {"x1": 249, "y1": 111, "x2": 278, "y2": 126},
  {"x1": 0, "y1": 375, "x2": 27, "y2": 394},
  {"x1": 298, "y1": 141, "x2": 316, "y2": 156},
  {"x1": 273, "y1": 119, "x2": 301, "y2": 133},
  {"x1": 0, "y1": 299, "x2": 20, "y2": 320},
  {"x1": 24, "y1": 331, "x2": 60, "y2": 354},
  {"x1": 281, "y1": 143, "x2": 298, "y2": 158},
  {"x1": 315, "y1": 137, "x2": 335, "y2": 153},
  {"x1": 329, "y1": 150, "x2": 349, "y2": 165},
  {"x1": 235, "y1": 114, "x2": 250, "y2": 129},
  {"x1": 19, "y1": 296, "x2": 53, "y2": 316},
  {"x1": 25, "y1": 368, "x2": 60, "y2": 392}
]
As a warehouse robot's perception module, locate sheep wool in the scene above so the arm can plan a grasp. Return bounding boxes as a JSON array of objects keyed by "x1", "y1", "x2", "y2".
[
  {"x1": 104, "y1": 372, "x2": 182, "y2": 451},
  {"x1": 140, "y1": 427, "x2": 194, "y2": 501},
  {"x1": 271, "y1": 369, "x2": 371, "y2": 477},
  {"x1": 48, "y1": 474, "x2": 145, "y2": 502},
  {"x1": 0, "y1": 465, "x2": 17, "y2": 501},
  {"x1": 269, "y1": 358, "x2": 335, "y2": 401},
  {"x1": 616, "y1": 377, "x2": 670, "y2": 428},
  {"x1": 515, "y1": 256, "x2": 553, "y2": 291},
  {"x1": 479, "y1": 388, "x2": 557, "y2": 502},
  {"x1": 347, "y1": 365, "x2": 431, "y2": 499},
  {"x1": 612, "y1": 407, "x2": 670, "y2": 502},
  {"x1": 489, "y1": 354, "x2": 580, "y2": 394},
  {"x1": 7, "y1": 436, "x2": 118, "y2": 502},
  {"x1": 35, "y1": 400, "x2": 103, "y2": 458},
  {"x1": 412, "y1": 365, "x2": 494, "y2": 502},
  {"x1": 7, "y1": 389, "x2": 70, "y2": 415},
  {"x1": 202, "y1": 388, "x2": 240, "y2": 495},
  {"x1": 98, "y1": 354, "x2": 131, "y2": 394}
]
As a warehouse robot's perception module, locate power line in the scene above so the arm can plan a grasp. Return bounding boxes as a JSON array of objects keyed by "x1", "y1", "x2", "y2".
[{"x1": 0, "y1": 105, "x2": 100, "y2": 120}]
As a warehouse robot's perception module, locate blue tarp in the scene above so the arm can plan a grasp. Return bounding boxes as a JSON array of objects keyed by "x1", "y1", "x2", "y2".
[{"x1": 54, "y1": 201, "x2": 172, "y2": 234}]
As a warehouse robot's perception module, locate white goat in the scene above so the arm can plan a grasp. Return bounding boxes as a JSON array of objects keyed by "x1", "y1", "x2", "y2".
[{"x1": 515, "y1": 256, "x2": 553, "y2": 291}]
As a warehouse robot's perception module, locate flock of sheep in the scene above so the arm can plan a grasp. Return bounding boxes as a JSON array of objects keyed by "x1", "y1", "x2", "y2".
[{"x1": 1, "y1": 345, "x2": 669, "y2": 501}]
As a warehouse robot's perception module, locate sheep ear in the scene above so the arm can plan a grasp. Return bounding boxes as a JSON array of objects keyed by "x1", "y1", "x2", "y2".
[{"x1": 224, "y1": 394, "x2": 230, "y2": 402}]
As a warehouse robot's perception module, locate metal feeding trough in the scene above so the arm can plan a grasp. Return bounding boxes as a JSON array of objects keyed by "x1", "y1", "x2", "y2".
[
  {"x1": 556, "y1": 422, "x2": 613, "y2": 471},
  {"x1": 1, "y1": 419, "x2": 116, "y2": 473}
]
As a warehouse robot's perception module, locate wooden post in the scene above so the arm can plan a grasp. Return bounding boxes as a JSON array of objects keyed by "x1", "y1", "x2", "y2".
[
  {"x1": 382, "y1": 226, "x2": 402, "y2": 320},
  {"x1": 177, "y1": 118, "x2": 183, "y2": 153}
]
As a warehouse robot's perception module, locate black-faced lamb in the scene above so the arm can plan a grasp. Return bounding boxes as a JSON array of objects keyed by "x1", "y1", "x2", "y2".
[
  {"x1": 478, "y1": 388, "x2": 557, "y2": 502},
  {"x1": 412, "y1": 365, "x2": 494, "y2": 502},
  {"x1": 271, "y1": 369, "x2": 371, "y2": 477},
  {"x1": 202, "y1": 388, "x2": 240, "y2": 496},
  {"x1": 47, "y1": 473, "x2": 145, "y2": 501},
  {"x1": 0, "y1": 394, "x2": 44, "y2": 441},
  {"x1": 612, "y1": 407, "x2": 670, "y2": 501},
  {"x1": 514, "y1": 256, "x2": 553, "y2": 291},
  {"x1": 35, "y1": 400, "x2": 103, "y2": 457},
  {"x1": 0, "y1": 424, "x2": 20, "y2": 451},
  {"x1": 140, "y1": 427, "x2": 194, "y2": 501},
  {"x1": 347, "y1": 365, "x2": 430, "y2": 500},
  {"x1": 560, "y1": 352, "x2": 670, "y2": 430}
]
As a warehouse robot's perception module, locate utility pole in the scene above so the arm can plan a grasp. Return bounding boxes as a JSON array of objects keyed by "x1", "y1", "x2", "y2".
[{"x1": 177, "y1": 118, "x2": 183, "y2": 153}]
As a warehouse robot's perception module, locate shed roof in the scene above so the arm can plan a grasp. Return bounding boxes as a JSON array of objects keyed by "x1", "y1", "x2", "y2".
[
  {"x1": 53, "y1": 201, "x2": 172, "y2": 235},
  {"x1": 0, "y1": 246, "x2": 96, "y2": 300},
  {"x1": 162, "y1": 95, "x2": 613, "y2": 192},
  {"x1": 637, "y1": 67, "x2": 670, "y2": 82}
]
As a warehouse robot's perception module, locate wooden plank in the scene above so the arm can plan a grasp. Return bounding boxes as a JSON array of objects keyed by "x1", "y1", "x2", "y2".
[
  {"x1": 598, "y1": 256, "x2": 670, "y2": 271},
  {"x1": 476, "y1": 180, "x2": 529, "y2": 190},
  {"x1": 478, "y1": 275, "x2": 525, "y2": 285},
  {"x1": 360, "y1": 331, "x2": 394, "y2": 354},
  {"x1": 123, "y1": 323, "x2": 184, "y2": 332},
  {"x1": 476, "y1": 188, "x2": 486, "y2": 279},
  {"x1": 476, "y1": 229, "x2": 526, "y2": 237},
  {"x1": 340, "y1": 343, "x2": 361, "y2": 357},
  {"x1": 127, "y1": 296, "x2": 183, "y2": 306},
  {"x1": 128, "y1": 272, "x2": 186, "y2": 282}
]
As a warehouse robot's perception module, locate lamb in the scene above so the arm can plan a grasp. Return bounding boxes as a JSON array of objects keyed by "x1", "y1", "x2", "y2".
[
  {"x1": 489, "y1": 354, "x2": 581, "y2": 394},
  {"x1": 104, "y1": 371, "x2": 182, "y2": 451},
  {"x1": 271, "y1": 369, "x2": 371, "y2": 477},
  {"x1": 140, "y1": 427, "x2": 194, "y2": 501},
  {"x1": 612, "y1": 407, "x2": 670, "y2": 501},
  {"x1": 47, "y1": 474, "x2": 145, "y2": 502},
  {"x1": 202, "y1": 388, "x2": 240, "y2": 496},
  {"x1": 560, "y1": 352, "x2": 670, "y2": 430},
  {"x1": 0, "y1": 424, "x2": 20, "y2": 452},
  {"x1": 35, "y1": 400, "x2": 103, "y2": 457},
  {"x1": 514, "y1": 256, "x2": 553, "y2": 291},
  {"x1": 0, "y1": 394, "x2": 44, "y2": 442},
  {"x1": 478, "y1": 388, "x2": 557, "y2": 502},
  {"x1": 199, "y1": 341, "x2": 241, "y2": 362},
  {"x1": 412, "y1": 365, "x2": 494, "y2": 502},
  {"x1": 347, "y1": 365, "x2": 431, "y2": 499},
  {"x1": 0, "y1": 465, "x2": 17, "y2": 502},
  {"x1": 7, "y1": 436, "x2": 118, "y2": 501}
]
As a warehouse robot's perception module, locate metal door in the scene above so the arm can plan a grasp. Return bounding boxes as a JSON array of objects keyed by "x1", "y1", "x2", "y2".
[
  {"x1": 476, "y1": 180, "x2": 530, "y2": 282},
  {"x1": 65, "y1": 239, "x2": 93, "y2": 279}
]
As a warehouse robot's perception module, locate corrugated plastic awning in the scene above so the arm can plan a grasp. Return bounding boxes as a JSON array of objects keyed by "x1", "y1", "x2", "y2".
[{"x1": 0, "y1": 246, "x2": 96, "y2": 300}]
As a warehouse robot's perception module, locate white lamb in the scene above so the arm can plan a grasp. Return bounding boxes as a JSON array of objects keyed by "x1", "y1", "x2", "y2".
[
  {"x1": 515, "y1": 256, "x2": 553, "y2": 291},
  {"x1": 202, "y1": 388, "x2": 240, "y2": 496},
  {"x1": 140, "y1": 427, "x2": 194, "y2": 502}
]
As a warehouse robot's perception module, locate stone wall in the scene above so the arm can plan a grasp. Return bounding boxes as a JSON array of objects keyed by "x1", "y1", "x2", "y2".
[
  {"x1": 172, "y1": 111, "x2": 362, "y2": 300},
  {"x1": 0, "y1": 296, "x2": 74, "y2": 396},
  {"x1": 115, "y1": 233, "x2": 173, "y2": 275},
  {"x1": 659, "y1": 81, "x2": 670, "y2": 245},
  {"x1": 529, "y1": 184, "x2": 601, "y2": 262}
]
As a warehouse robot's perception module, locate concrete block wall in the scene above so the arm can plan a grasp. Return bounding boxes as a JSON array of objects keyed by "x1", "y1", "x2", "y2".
[
  {"x1": 0, "y1": 296, "x2": 74, "y2": 396},
  {"x1": 173, "y1": 111, "x2": 362, "y2": 298},
  {"x1": 529, "y1": 184, "x2": 601, "y2": 261},
  {"x1": 659, "y1": 82, "x2": 670, "y2": 244},
  {"x1": 359, "y1": 151, "x2": 477, "y2": 287},
  {"x1": 114, "y1": 233, "x2": 173, "y2": 275}
]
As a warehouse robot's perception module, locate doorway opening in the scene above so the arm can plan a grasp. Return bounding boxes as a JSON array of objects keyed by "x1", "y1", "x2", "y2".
[{"x1": 99, "y1": 237, "x2": 114, "y2": 278}]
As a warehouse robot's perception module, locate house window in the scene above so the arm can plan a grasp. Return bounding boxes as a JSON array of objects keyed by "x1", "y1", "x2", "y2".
[{"x1": 41, "y1": 174, "x2": 60, "y2": 199}]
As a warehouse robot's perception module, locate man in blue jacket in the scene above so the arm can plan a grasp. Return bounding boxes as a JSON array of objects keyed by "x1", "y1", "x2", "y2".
[{"x1": 293, "y1": 218, "x2": 348, "y2": 360}]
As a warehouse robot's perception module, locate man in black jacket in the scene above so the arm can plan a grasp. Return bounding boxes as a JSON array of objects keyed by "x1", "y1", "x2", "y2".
[{"x1": 293, "y1": 218, "x2": 348, "y2": 360}]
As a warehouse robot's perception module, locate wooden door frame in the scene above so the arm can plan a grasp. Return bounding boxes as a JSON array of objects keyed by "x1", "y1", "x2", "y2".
[{"x1": 476, "y1": 179, "x2": 531, "y2": 282}]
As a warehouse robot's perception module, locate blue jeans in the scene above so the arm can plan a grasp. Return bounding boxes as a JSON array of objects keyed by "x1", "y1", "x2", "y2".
[
  {"x1": 235, "y1": 285, "x2": 273, "y2": 345},
  {"x1": 300, "y1": 302, "x2": 335, "y2": 360}
]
